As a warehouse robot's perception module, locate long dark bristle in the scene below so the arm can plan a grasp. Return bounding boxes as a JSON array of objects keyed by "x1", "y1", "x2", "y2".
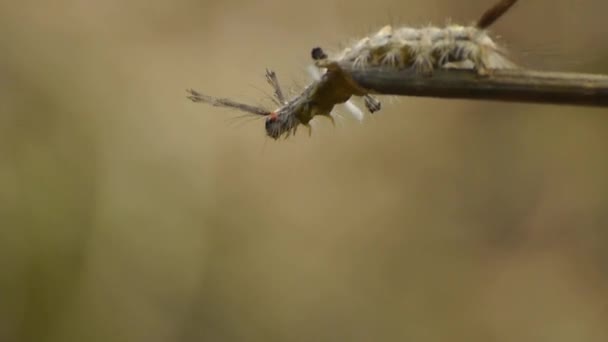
[{"x1": 476, "y1": 0, "x2": 519, "y2": 29}]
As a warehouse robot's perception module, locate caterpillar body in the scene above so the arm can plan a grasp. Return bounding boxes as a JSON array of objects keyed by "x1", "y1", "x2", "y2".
[
  {"x1": 187, "y1": 0, "x2": 520, "y2": 140},
  {"x1": 318, "y1": 24, "x2": 516, "y2": 74}
]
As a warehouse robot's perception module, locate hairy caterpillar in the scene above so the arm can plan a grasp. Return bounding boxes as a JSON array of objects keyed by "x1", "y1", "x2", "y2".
[
  {"x1": 188, "y1": 0, "x2": 520, "y2": 140},
  {"x1": 315, "y1": 24, "x2": 516, "y2": 75}
]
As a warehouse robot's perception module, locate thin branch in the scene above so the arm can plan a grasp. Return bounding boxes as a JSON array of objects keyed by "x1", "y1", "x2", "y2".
[{"x1": 342, "y1": 66, "x2": 608, "y2": 108}]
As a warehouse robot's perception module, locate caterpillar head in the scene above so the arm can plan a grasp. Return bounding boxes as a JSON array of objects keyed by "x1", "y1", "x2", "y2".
[{"x1": 265, "y1": 109, "x2": 301, "y2": 140}]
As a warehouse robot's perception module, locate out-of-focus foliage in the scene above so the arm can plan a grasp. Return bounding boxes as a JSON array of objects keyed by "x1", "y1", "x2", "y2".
[{"x1": 1, "y1": 1, "x2": 607, "y2": 341}]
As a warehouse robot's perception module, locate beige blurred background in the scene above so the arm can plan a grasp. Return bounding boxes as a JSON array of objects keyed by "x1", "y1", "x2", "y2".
[{"x1": 1, "y1": 0, "x2": 608, "y2": 341}]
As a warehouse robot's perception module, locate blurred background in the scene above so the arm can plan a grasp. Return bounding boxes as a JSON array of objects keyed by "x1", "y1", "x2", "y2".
[{"x1": 1, "y1": 0, "x2": 608, "y2": 341}]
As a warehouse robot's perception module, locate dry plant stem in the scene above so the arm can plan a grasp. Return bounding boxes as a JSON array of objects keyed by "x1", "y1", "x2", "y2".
[{"x1": 342, "y1": 66, "x2": 608, "y2": 108}]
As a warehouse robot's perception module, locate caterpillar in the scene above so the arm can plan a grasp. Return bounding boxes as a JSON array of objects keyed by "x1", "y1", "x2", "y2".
[
  {"x1": 314, "y1": 23, "x2": 516, "y2": 75},
  {"x1": 188, "y1": 0, "x2": 520, "y2": 140}
]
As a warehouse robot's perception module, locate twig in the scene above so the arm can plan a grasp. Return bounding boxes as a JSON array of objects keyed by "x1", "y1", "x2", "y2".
[{"x1": 342, "y1": 66, "x2": 608, "y2": 108}]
